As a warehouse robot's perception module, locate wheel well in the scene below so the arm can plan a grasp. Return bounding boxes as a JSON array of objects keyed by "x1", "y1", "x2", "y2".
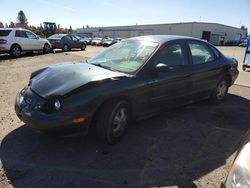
[
  {"x1": 44, "y1": 43, "x2": 49, "y2": 47},
  {"x1": 224, "y1": 74, "x2": 232, "y2": 85},
  {"x1": 89, "y1": 96, "x2": 134, "y2": 133},
  {"x1": 11, "y1": 43, "x2": 22, "y2": 51}
]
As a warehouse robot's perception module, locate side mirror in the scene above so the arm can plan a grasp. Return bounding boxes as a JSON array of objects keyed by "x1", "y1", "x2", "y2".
[{"x1": 155, "y1": 63, "x2": 169, "y2": 72}]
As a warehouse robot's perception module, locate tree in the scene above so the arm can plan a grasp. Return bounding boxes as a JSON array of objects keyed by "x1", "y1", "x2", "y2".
[
  {"x1": 0, "y1": 22, "x2": 4, "y2": 28},
  {"x1": 5, "y1": 23, "x2": 8, "y2": 28},
  {"x1": 17, "y1": 10, "x2": 28, "y2": 24},
  {"x1": 241, "y1": 25, "x2": 248, "y2": 37},
  {"x1": 69, "y1": 25, "x2": 72, "y2": 33},
  {"x1": 9, "y1": 21, "x2": 15, "y2": 28}
]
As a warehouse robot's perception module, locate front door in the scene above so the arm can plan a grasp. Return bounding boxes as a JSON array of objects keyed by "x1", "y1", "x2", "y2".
[
  {"x1": 25, "y1": 31, "x2": 40, "y2": 50},
  {"x1": 144, "y1": 41, "x2": 193, "y2": 112},
  {"x1": 71, "y1": 35, "x2": 81, "y2": 48}
]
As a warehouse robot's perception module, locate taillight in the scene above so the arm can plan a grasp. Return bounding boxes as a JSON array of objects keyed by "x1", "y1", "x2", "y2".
[
  {"x1": 50, "y1": 39, "x2": 60, "y2": 44},
  {"x1": 0, "y1": 39, "x2": 7, "y2": 44},
  {"x1": 232, "y1": 58, "x2": 238, "y2": 68}
]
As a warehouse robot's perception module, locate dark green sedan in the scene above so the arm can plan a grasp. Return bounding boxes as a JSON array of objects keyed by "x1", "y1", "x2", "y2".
[{"x1": 15, "y1": 35, "x2": 239, "y2": 144}]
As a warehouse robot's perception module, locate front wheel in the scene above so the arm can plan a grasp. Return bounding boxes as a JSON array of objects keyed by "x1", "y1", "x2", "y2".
[
  {"x1": 43, "y1": 43, "x2": 51, "y2": 54},
  {"x1": 210, "y1": 77, "x2": 229, "y2": 103},
  {"x1": 81, "y1": 44, "x2": 86, "y2": 51},
  {"x1": 63, "y1": 44, "x2": 69, "y2": 52},
  {"x1": 96, "y1": 100, "x2": 129, "y2": 144}
]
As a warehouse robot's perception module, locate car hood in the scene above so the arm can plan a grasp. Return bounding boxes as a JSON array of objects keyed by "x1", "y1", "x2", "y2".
[{"x1": 30, "y1": 62, "x2": 126, "y2": 98}]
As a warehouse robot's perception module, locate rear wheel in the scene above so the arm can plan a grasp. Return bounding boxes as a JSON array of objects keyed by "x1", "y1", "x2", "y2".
[
  {"x1": 43, "y1": 43, "x2": 51, "y2": 54},
  {"x1": 96, "y1": 100, "x2": 129, "y2": 144},
  {"x1": 243, "y1": 67, "x2": 246, "y2": 71},
  {"x1": 10, "y1": 45, "x2": 21, "y2": 58},
  {"x1": 210, "y1": 77, "x2": 229, "y2": 103},
  {"x1": 63, "y1": 44, "x2": 69, "y2": 52}
]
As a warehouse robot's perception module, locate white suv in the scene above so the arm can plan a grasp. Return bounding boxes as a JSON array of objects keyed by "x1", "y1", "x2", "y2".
[{"x1": 0, "y1": 28, "x2": 51, "y2": 57}]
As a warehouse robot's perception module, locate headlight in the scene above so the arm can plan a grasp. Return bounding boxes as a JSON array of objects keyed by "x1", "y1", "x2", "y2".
[
  {"x1": 44, "y1": 97, "x2": 62, "y2": 113},
  {"x1": 18, "y1": 87, "x2": 27, "y2": 105},
  {"x1": 19, "y1": 95, "x2": 24, "y2": 104},
  {"x1": 54, "y1": 99, "x2": 61, "y2": 111},
  {"x1": 225, "y1": 142, "x2": 250, "y2": 188}
]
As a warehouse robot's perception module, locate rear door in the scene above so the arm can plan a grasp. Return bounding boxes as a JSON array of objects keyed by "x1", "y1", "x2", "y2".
[
  {"x1": 15, "y1": 30, "x2": 30, "y2": 50},
  {"x1": 186, "y1": 40, "x2": 222, "y2": 99}
]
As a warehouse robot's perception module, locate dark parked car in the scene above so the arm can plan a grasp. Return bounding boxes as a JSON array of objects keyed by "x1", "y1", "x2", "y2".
[
  {"x1": 47, "y1": 34, "x2": 86, "y2": 51},
  {"x1": 221, "y1": 129, "x2": 250, "y2": 188},
  {"x1": 15, "y1": 35, "x2": 238, "y2": 144},
  {"x1": 239, "y1": 40, "x2": 247, "y2": 47}
]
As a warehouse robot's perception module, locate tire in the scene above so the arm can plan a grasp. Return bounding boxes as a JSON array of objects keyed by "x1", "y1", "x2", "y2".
[
  {"x1": 243, "y1": 67, "x2": 246, "y2": 71},
  {"x1": 10, "y1": 45, "x2": 21, "y2": 58},
  {"x1": 210, "y1": 77, "x2": 230, "y2": 103},
  {"x1": 43, "y1": 43, "x2": 51, "y2": 54},
  {"x1": 81, "y1": 44, "x2": 86, "y2": 51},
  {"x1": 96, "y1": 100, "x2": 129, "y2": 144},
  {"x1": 63, "y1": 44, "x2": 69, "y2": 52}
]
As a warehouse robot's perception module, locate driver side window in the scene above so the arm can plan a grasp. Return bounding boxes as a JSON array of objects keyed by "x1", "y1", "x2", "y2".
[
  {"x1": 157, "y1": 43, "x2": 187, "y2": 68},
  {"x1": 25, "y1": 31, "x2": 37, "y2": 39}
]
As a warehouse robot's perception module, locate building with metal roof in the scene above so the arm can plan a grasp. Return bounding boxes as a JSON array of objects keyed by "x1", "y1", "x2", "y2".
[{"x1": 76, "y1": 22, "x2": 247, "y2": 45}]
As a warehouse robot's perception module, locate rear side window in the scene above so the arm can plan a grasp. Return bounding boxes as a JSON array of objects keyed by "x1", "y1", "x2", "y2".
[
  {"x1": 15, "y1": 30, "x2": 27, "y2": 38},
  {"x1": 188, "y1": 41, "x2": 215, "y2": 64},
  {"x1": 0, "y1": 30, "x2": 11, "y2": 37},
  {"x1": 209, "y1": 45, "x2": 220, "y2": 58}
]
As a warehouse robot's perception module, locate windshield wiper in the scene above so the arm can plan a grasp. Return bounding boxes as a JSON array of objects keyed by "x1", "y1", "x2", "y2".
[{"x1": 94, "y1": 63, "x2": 112, "y2": 70}]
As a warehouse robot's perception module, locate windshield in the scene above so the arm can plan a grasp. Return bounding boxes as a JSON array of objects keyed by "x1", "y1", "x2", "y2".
[
  {"x1": 88, "y1": 40, "x2": 158, "y2": 74},
  {"x1": 48, "y1": 34, "x2": 65, "y2": 39}
]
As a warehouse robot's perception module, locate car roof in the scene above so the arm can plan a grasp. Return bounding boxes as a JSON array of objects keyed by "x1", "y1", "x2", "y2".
[
  {"x1": 128, "y1": 35, "x2": 201, "y2": 44},
  {"x1": 0, "y1": 28, "x2": 30, "y2": 32}
]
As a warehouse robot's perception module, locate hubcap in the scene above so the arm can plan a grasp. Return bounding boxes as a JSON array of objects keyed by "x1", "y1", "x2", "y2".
[
  {"x1": 45, "y1": 44, "x2": 50, "y2": 53},
  {"x1": 13, "y1": 47, "x2": 20, "y2": 57},
  {"x1": 64, "y1": 45, "x2": 68, "y2": 51},
  {"x1": 112, "y1": 107, "x2": 127, "y2": 137},
  {"x1": 216, "y1": 81, "x2": 227, "y2": 100}
]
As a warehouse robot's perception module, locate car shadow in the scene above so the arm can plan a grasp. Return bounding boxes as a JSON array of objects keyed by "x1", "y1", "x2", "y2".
[
  {"x1": 1, "y1": 93, "x2": 250, "y2": 188},
  {"x1": 0, "y1": 49, "x2": 86, "y2": 61},
  {"x1": 0, "y1": 52, "x2": 47, "y2": 61},
  {"x1": 52, "y1": 49, "x2": 86, "y2": 54}
]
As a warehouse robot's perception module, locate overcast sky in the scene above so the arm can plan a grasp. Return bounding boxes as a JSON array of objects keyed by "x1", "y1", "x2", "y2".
[{"x1": 0, "y1": 0, "x2": 249, "y2": 31}]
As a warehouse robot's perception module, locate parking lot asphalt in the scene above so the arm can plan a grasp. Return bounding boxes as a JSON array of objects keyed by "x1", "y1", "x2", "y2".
[{"x1": 0, "y1": 46, "x2": 250, "y2": 188}]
